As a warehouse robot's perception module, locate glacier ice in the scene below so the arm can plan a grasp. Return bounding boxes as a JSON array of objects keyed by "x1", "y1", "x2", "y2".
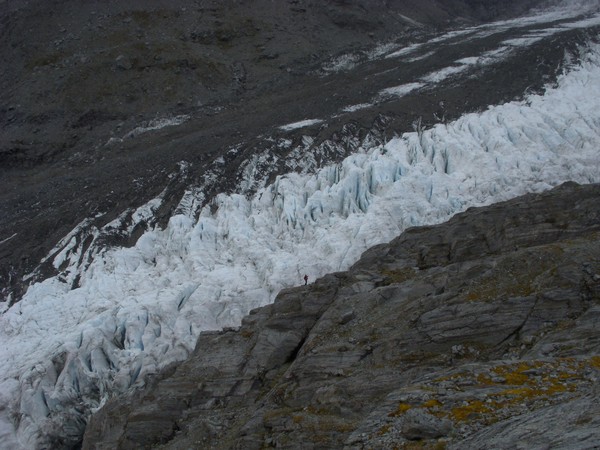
[{"x1": 1, "y1": 21, "x2": 600, "y2": 450}]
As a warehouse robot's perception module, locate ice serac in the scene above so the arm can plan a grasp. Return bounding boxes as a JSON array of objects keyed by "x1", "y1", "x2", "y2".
[
  {"x1": 82, "y1": 182, "x2": 600, "y2": 449},
  {"x1": 3, "y1": 36, "x2": 600, "y2": 448}
]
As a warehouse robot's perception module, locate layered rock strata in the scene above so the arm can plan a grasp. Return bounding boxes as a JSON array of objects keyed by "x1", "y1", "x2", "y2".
[{"x1": 83, "y1": 182, "x2": 600, "y2": 449}]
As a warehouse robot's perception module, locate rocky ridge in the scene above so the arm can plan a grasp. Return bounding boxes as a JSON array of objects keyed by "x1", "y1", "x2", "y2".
[{"x1": 83, "y1": 181, "x2": 600, "y2": 449}]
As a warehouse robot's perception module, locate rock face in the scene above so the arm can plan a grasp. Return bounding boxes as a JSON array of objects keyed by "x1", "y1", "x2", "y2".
[{"x1": 82, "y1": 181, "x2": 600, "y2": 449}]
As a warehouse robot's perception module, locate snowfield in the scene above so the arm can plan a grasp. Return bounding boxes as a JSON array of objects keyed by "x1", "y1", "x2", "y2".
[{"x1": 2, "y1": 10, "x2": 600, "y2": 450}]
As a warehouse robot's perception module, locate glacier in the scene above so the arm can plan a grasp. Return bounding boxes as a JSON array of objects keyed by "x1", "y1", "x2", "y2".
[{"x1": 1, "y1": 13, "x2": 600, "y2": 450}]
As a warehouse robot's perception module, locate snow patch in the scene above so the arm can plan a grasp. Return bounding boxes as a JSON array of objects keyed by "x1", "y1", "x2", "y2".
[
  {"x1": 342, "y1": 103, "x2": 374, "y2": 113},
  {"x1": 385, "y1": 42, "x2": 425, "y2": 59},
  {"x1": 279, "y1": 119, "x2": 324, "y2": 131},
  {"x1": 421, "y1": 65, "x2": 471, "y2": 84},
  {"x1": 124, "y1": 115, "x2": 189, "y2": 139},
  {"x1": 322, "y1": 54, "x2": 359, "y2": 73},
  {"x1": 0, "y1": 234, "x2": 17, "y2": 246},
  {"x1": 379, "y1": 82, "x2": 424, "y2": 98}
]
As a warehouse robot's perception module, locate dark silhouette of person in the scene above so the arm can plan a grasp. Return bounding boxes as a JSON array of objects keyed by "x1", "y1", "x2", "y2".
[{"x1": 304, "y1": 274, "x2": 308, "y2": 285}]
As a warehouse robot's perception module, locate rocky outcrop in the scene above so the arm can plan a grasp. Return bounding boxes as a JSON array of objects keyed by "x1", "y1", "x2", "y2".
[{"x1": 83, "y1": 181, "x2": 600, "y2": 449}]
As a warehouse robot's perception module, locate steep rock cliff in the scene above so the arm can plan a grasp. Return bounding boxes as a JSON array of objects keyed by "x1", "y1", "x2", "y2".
[{"x1": 83, "y1": 181, "x2": 600, "y2": 449}]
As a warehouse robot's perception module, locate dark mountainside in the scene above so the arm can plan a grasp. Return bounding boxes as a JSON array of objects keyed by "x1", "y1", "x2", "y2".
[
  {"x1": 83, "y1": 181, "x2": 600, "y2": 449},
  {"x1": 1, "y1": 0, "x2": 560, "y2": 305}
]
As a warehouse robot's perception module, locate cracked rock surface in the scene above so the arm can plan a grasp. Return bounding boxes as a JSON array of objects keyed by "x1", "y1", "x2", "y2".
[{"x1": 83, "y1": 181, "x2": 600, "y2": 449}]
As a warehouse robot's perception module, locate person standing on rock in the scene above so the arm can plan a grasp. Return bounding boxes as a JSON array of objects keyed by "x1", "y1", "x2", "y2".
[{"x1": 304, "y1": 274, "x2": 308, "y2": 285}]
